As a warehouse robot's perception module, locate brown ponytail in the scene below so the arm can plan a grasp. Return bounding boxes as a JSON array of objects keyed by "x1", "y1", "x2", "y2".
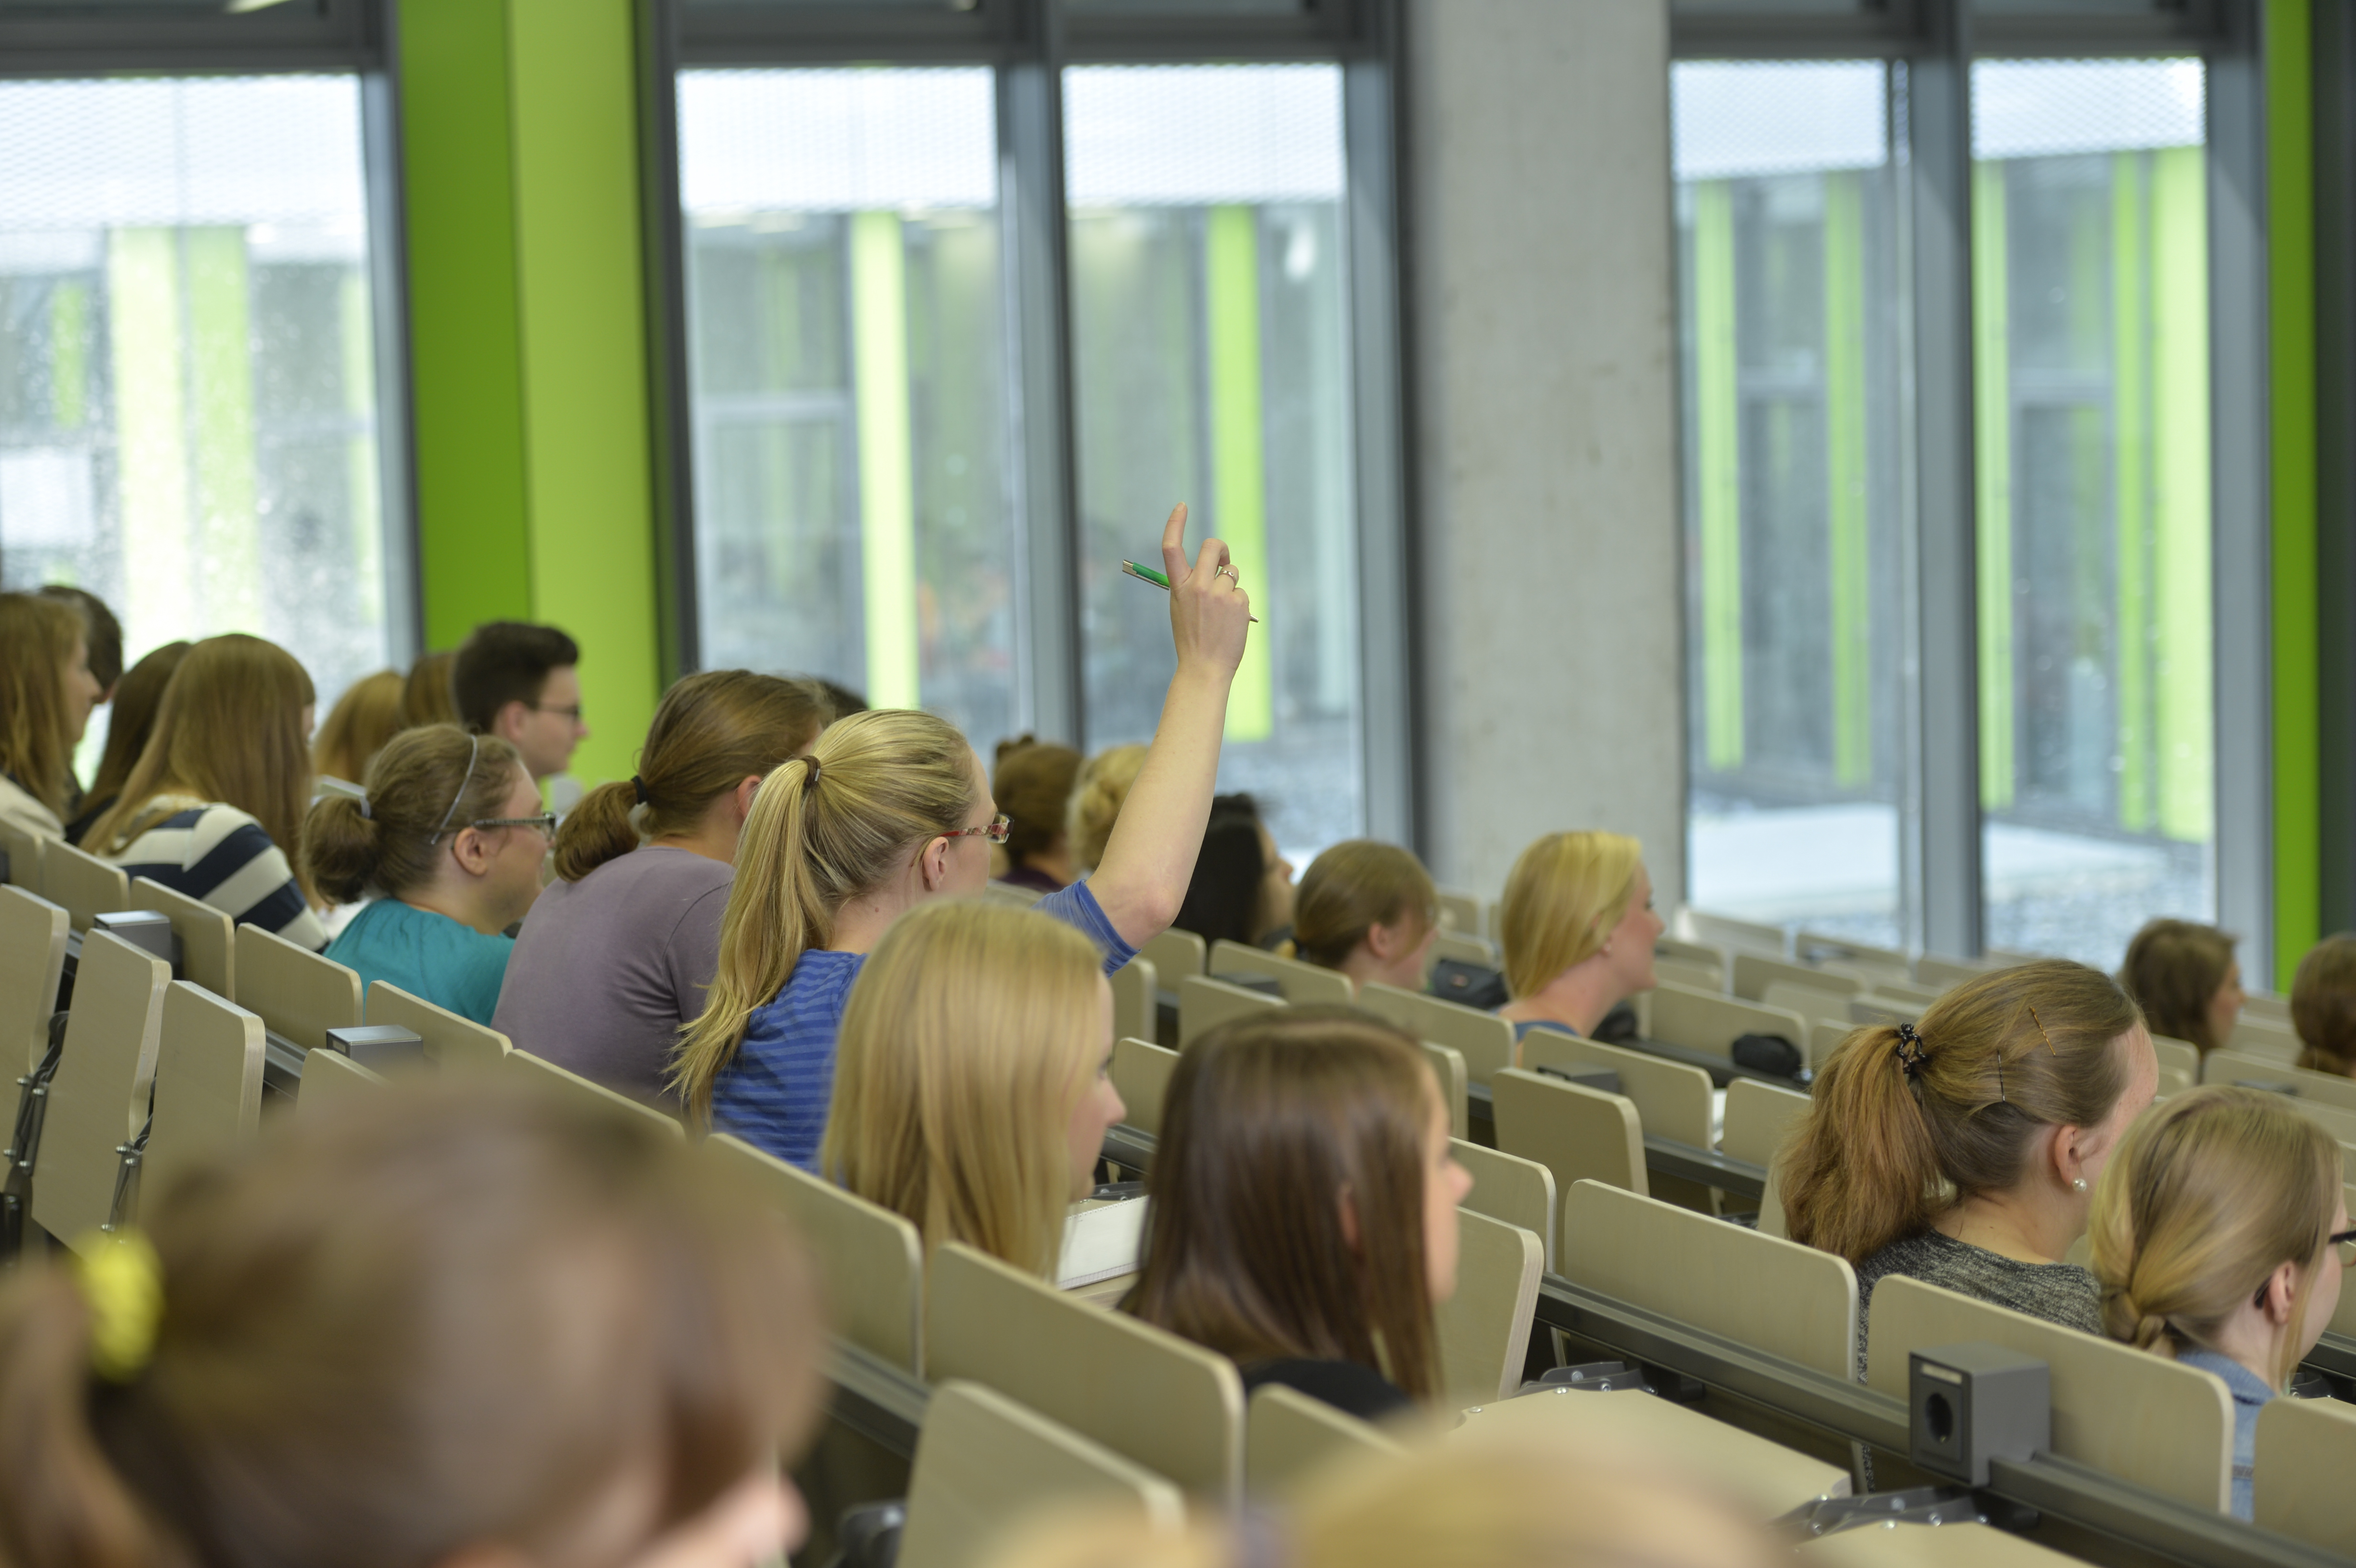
[
  {"x1": 1779, "y1": 960, "x2": 2143, "y2": 1266},
  {"x1": 302, "y1": 726, "x2": 523, "y2": 905},
  {"x1": 671, "y1": 708, "x2": 981, "y2": 1121},
  {"x1": 552, "y1": 671, "x2": 828, "y2": 883},
  {"x1": 0, "y1": 1082, "x2": 824, "y2": 1568}
]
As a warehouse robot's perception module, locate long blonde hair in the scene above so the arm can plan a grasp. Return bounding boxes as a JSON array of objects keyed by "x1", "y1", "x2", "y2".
[
  {"x1": 1497, "y1": 831, "x2": 1642, "y2": 999},
  {"x1": 824, "y1": 901, "x2": 1106, "y2": 1277},
  {"x1": 1779, "y1": 960, "x2": 2140, "y2": 1266},
  {"x1": 0, "y1": 593, "x2": 87, "y2": 819},
  {"x1": 86, "y1": 635, "x2": 316, "y2": 887},
  {"x1": 671, "y1": 708, "x2": 981, "y2": 1119},
  {"x1": 1067, "y1": 743, "x2": 1145, "y2": 873},
  {"x1": 2090, "y1": 1085, "x2": 2341, "y2": 1386}
]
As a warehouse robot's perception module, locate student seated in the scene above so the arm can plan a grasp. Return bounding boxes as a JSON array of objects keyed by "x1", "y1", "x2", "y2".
[
  {"x1": 398, "y1": 648, "x2": 459, "y2": 729},
  {"x1": 2291, "y1": 934, "x2": 2356, "y2": 1077},
  {"x1": 451, "y1": 620, "x2": 587, "y2": 782},
  {"x1": 992, "y1": 736, "x2": 1082, "y2": 893},
  {"x1": 0, "y1": 1082, "x2": 823, "y2": 1568},
  {"x1": 0, "y1": 592, "x2": 104, "y2": 842},
  {"x1": 36, "y1": 585, "x2": 121, "y2": 710},
  {"x1": 312, "y1": 668, "x2": 404, "y2": 787},
  {"x1": 64, "y1": 641, "x2": 190, "y2": 846},
  {"x1": 1495, "y1": 830, "x2": 1662, "y2": 1042},
  {"x1": 85, "y1": 635, "x2": 326, "y2": 949},
  {"x1": 1123, "y1": 1008, "x2": 1472, "y2": 1420},
  {"x1": 826, "y1": 901, "x2": 1125, "y2": 1275},
  {"x1": 2087, "y1": 1085, "x2": 2347, "y2": 1520},
  {"x1": 1067, "y1": 741, "x2": 1145, "y2": 875},
  {"x1": 1289, "y1": 839, "x2": 1440, "y2": 992},
  {"x1": 1171, "y1": 793, "x2": 1294, "y2": 951},
  {"x1": 2119, "y1": 917, "x2": 2245, "y2": 1057},
  {"x1": 305, "y1": 727, "x2": 545, "y2": 1024},
  {"x1": 1779, "y1": 960, "x2": 2160, "y2": 1373},
  {"x1": 495, "y1": 671, "x2": 829, "y2": 1102},
  {"x1": 673, "y1": 505, "x2": 1251, "y2": 1167}
]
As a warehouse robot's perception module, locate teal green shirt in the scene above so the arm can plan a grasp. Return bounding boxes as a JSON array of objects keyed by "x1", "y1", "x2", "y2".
[{"x1": 325, "y1": 898, "x2": 514, "y2": 1025}]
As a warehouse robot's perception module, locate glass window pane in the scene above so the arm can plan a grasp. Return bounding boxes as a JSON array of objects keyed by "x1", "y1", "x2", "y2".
[
  {"x1": 1970, "y1": 58, "x2": 2212, "y2": 964},
  {"x1": 1670, "y1": 61, "x2": 1908, "y2": 946},
  {"x1": 676, "y1": 67, "x2": 1015, "y2": 742},
  {"x1": 1063, "y1": 63, "x2": 1360, "y2": 855},
  {"x1": 0, "y1": 75, "x2": 393, "y2": 732}
]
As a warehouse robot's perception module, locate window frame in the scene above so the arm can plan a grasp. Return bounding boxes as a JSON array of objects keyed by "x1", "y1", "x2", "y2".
[
  {"x1": 0, "y1": 0, "x2": 421, "y2": 672},
  {"x1": 1668, "y1": 0, "x2": 2275, "y2": 971},
  {"x1": 642, "y1": 0, "x2": 1418, "y2": 848}
]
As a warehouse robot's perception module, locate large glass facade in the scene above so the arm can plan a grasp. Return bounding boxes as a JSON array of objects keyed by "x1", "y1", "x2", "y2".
[
  {"x1": 0, "y1": 76, "x2": 393, "y2": 726},
  {"x1": 1064, "y1": 64, "x2": 1361, "y2": 853},
  {"x1": 676, "y1": 67, "x2": 1017, "y2": 743},
  {"x1": 1671, "y1": 62, "x2": 1909, "y2": 945},
  {"x1": 1971, "y1": 59, "x2": 2212, "y2": 965}
]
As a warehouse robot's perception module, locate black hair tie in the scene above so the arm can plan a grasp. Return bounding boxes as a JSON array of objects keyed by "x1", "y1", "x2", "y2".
[
  {"x1": 631, "y1": 775, "x2": 650, "y2": 806},
  {"x1": 800, "y1": 755, "x2": 822, "y2": 791},
  {"x1": 1893, "y1": 1021, "x2": 1929, "y2": 1081}
]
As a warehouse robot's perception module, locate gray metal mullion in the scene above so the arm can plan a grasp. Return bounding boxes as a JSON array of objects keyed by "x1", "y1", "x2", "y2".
[
  {"x1": 2208, "y1": 0, "x2": 2275, "y2": 975},
  {"x1": 999, "y1": 5, "x2": 1083, "y2": 745},
  {"x1": 638, "y1": 0, "x2": 701, "y2": 681},
  {"x1": 360, "y1": 5, "x2": 419, "y2": 668},
  {"x1": 1343, "y1": 23, "x2": 1416, "y2": 851},
  {"x1": 2314, "y1": 0, "x2": 2356, "y2": 934},
  {"x1": 1905, "y1": 0, "x2": 1983, "y2": 958}
]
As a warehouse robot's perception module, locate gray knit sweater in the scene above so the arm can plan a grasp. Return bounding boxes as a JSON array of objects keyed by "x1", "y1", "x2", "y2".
[{"x1": 1852, "y1": 1230, "x2": 2103, "y2": 1381}]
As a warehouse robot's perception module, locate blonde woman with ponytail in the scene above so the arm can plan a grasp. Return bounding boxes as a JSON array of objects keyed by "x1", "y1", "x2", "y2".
[
  {"x1": 1778, "y1": 959, "x2": 2159, "y2": 1375},
  {"x1": 825, "y1": 901, "x2": 1125, "y2": 1276},
  {"x1": 493, "y1": 671, "x2": 829, "y2": 1102},
  {"x1": 675, "y1": 506, "x2": 1252, "y2": 1167},
  {"x1": 2089, "y1": 1086, "x2": 2350, "y2": 1519},
  {"x1": 305, "y1": 726, "x2": 543, "y2": 1023}
]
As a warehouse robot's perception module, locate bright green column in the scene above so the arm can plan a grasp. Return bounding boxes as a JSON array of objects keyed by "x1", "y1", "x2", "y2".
[
  {"x1": 1691, "y1": 181, "x2": 1742, "y2": 772},
  {"x1": 1206, "y1": 204, "x2": 1272, "y2": 742},
  {"x1": 1823, "y1": 172, "x2": 1871, "y2": 788},
  {"x1": 2151, "y1": 144, "x2": 2213, "y2": 848},
  {"x1": 2111, "y1": 153, "x2": 2153, "y2": 834},
  {"x1": 400, "y1": 0, "x2": 664, "y2": 790},
  {"x1": 340, "y1": 269, "x2": 385, "y2": 636},
  {"x1": 851, "y1": 210, "x2": 920, "y2": 711},
  {"x1": 187, "y1": 227, "x2": 262, "y2": 636},
  {"x1": 1971, "y1": 161, "x2": 2016, "y2": 813},
  {"x1": 107, "y1": 229, "x2": 194, "y2": 646},
  {"x1": 2269, "y1": 0, "x2": 2319, "y2": 987}
]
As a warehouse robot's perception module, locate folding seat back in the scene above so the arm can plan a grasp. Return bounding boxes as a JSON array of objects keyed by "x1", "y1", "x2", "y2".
[
  {"x1": 897, "y1": 1381, "x2": 1184, "y2": 1568},
  {"x1": 1357, "y1": 982, "x2": 1515, "y2": 1087},
  {"x1": 1433, "y1": 1207, "x2": 1542, "y2": 1405},
  {"x1": 1646, "y1": 983, "x2": 1811, "y2": 1069},
  {"x1": 1490, "y1": 1068, "x2": 1647, "y2": 1249},
  {"x1": 1108, "y1": 954, "x2": 1156, "y2": 1046},
  {"x1": 232, "y1": 924, "x2": 359, "y2": 1052},
  {"x1": 1560, "y1": 1179, "x2": 1854, "y2": 1380},
  {"x1": 706, "y1": 1131, "x2": 922, "y2": 1372},
  {"x1": 1866, "y1": 1275, "x2": 2231, "y2": 1510},
  {"x1": 0, "y1": 886, "x2": 67, "y2": 1076},
  {"x1": 1110, "y1": 1036, "x2": 1180, "y2": 1137},
  {"x1": 1422, "y1": 1041, "x2": 1467, "y2": 1140},
  {"x1": 29, "y1": 932, "x2": 169, "y2": 1251},
  {"x1": 1911, "y1": 953, "x2": 1987, "y2": 989},
  {"x1": 1245, "y1": 1383, "x2": 1400, "y2": 1500},
  {"x1": 2228, "y1": 1015, "x2": 2301, "y2": 1064},
  {"x1": 43, "y1": 840, "x2": 129, "y2": 934},
  {"x1": 130, "y1": 877, "x2": 234, "y2": 996},
  {"x1": 1734, "y1": 952, "x2": 1859, "y2": 1005},
  {"x1": 1654, "y1": 935, "x2": 1727, "y2": 976},
  {"x1": 927, "y1": 1240, "x2": 1245, "y2": 1507},
  {"x1": 1139, "y1": 928, "x2": 1205, "y2": 981},
  {"x1": 2255, "y1": 1393, "x2": 2356, "y2": 1555},
  {"x1": 366, "y1": 981, "x2": 510, "y2": 1075},
  {"x1": 298, "y1": 1043, "x2": 386, "y2": 1112},
  {"x1": 1209, "y1": 940, "x2": 1352, "y2": 1006},
  {"x1": 1177, "y1": 974, "x2": 1283, "y2": 1049},
  {"x1": 502, "y1": 1049, "x2": 683, "y2": 1139},
  {"x1": 1676, "y1": 908, "x2": 1785, "y2": 955},
  {"x1": 1434, "y1": 889, "x2": 1482, "y2": 936},
  {"x1": 2149, "y1": 1034, "x2": 2200, "y2": 1082},
  {"x1": 0, "y1": 818, "x2": 44, "y2": 894},
  {"x1": 1451, "y1": 1139, "x2": 1556, "y2": 1268},
  {"x1": 1653, "y1": 958, "x2": 1723, "y2": 994},
  {"x1": 142, "y1": 981, "x2": 264, "y2": 1210}
]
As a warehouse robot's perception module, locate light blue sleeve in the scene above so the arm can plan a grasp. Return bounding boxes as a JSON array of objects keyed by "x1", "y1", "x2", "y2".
[{"x1": 1036, "y1": 878, "x2": 1142, "y2": 975}]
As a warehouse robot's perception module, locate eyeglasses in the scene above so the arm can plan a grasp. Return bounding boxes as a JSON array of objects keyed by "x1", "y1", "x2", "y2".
[
  {"x1": 469, "y1": 813, "x2": 559, "y2": 840},
  {"x1": 2254, "y1": 1229, "x2": 2356, "y2": 1307},
  {"x1": 527, "y1": 703, "x2": 585, "y2": 722},
  {"x1": 942, "y1": 814, "x2": 1011, "y2": 846}
]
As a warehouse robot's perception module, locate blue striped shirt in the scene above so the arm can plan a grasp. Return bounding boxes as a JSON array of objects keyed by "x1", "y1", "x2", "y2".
[
  {"x1": 710, "y1": 882, "x2": 1137, "y2": 1169},
  {"x1": 101, "y1": 798, "x2": 326, "y2": 950}
]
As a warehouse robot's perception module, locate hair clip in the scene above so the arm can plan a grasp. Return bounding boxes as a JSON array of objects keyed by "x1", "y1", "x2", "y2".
[{"x1": 1893, "y1": 1021, "x2": 1928, "y2": 1081}]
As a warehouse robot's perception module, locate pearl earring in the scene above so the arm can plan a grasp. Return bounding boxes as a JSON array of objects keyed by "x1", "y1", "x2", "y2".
[{"x1": 2072, "y1": 1178, "x2": 2087, "y2": 1192}]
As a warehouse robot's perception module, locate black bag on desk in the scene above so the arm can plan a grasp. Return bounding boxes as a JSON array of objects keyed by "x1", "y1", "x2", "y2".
[
  {"x1": 1429, "y1": 958, "x2": 1507, "y2": 1011},
  {"x1": 1731, "y1": 1031, "x2": 1804, "y2": 1080}
]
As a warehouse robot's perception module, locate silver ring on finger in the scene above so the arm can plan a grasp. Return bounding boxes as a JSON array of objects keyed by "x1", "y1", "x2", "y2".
[{"x1": 1216, "y1": 564, "x2": 1239, "y2": 583}]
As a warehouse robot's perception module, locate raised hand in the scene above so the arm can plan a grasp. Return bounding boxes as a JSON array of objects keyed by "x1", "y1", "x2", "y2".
[{"x1": 1157, "y1": 502, "x2": 1251, "y2": 682}]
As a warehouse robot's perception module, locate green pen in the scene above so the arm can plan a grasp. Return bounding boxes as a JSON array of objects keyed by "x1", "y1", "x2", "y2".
[{"x1": 1121, "y1": 560, "x2": 1258, "y2": 622}]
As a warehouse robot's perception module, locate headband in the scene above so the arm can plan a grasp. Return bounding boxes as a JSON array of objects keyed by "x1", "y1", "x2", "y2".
[{"x1": 431, "y1": 732, "x2": 482, "y2": 844}]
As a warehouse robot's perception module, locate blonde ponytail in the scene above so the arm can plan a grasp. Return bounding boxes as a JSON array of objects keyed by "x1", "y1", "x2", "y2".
[
  {"x1": 1780, "y1": 960, "x2": 2141, "y2": 1265},
  {"x1": 671, "y1": 709, "x2": 981, "y2": 1121}
]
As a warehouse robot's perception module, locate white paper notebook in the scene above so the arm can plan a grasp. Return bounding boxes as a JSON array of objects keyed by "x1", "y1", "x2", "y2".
[{"x1": 1058, "y1": 1197, "x2": 1149, "y2": 1290}]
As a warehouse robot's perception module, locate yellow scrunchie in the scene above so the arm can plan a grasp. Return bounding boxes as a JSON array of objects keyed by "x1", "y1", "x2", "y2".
[{"x1": 69, "y1": 1230, "x2": 163, "y2": 1382}]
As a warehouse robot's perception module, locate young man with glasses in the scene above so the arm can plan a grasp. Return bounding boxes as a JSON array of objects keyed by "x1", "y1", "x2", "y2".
[{"x1": 452, "y1": 621, "x2": 590, "y2": 783}]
